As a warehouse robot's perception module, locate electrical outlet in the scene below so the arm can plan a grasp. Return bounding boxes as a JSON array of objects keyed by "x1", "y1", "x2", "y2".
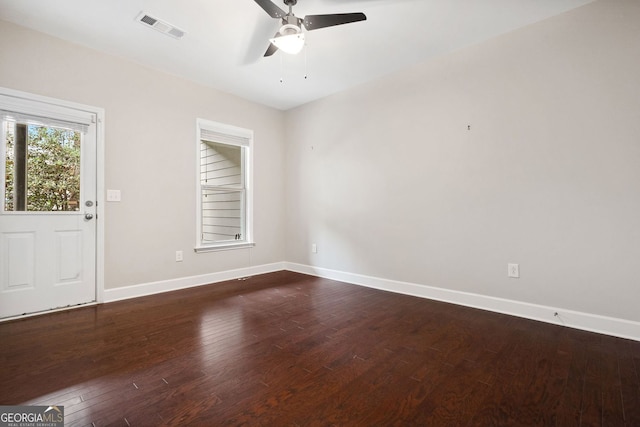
[
  {"x1": 311, "y1": 243, "x2": 317, "y2": 254},
  {"x1": 508, "y1": 263, "x2": 520, "y2": 278},
  {"x1": 176, "y1": 250, "x2": 183, "y2": 262}
]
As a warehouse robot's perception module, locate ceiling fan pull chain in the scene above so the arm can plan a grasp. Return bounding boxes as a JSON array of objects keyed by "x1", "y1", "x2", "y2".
[
  {"x1": 304, "y1": 44, "x2": 308, "y2": 80},
  {"x1": 280, "y1": 51, "x2": 284, "y2": 83}
]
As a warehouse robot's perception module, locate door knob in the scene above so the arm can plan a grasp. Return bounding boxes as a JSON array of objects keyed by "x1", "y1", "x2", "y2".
[{"x1": 85, "y1": 213, "x2": 94, "y2": 220}]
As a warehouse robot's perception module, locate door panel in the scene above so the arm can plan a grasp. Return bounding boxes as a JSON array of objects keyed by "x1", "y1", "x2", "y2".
[
  {"x1": 56, "y1": 230, "x2": 82, "y2": 283},
  {"x1": 1, "y1": 214, "x2": 94, "y2": 316},
  {"x1": 2, "y1": 232, "x2": 35, "y2": 291}
]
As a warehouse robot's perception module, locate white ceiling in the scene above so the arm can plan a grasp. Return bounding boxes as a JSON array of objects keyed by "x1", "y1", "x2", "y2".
[{"x1": 0, "y1": 0, "x2": 593, "y2": 110}]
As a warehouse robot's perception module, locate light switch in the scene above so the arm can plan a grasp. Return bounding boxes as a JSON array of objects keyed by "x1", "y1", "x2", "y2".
[{"x1": 106, "y1": 189, "x2": 121, "y2": 202}]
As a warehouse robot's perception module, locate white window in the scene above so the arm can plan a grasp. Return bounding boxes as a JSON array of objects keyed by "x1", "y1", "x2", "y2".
[{"x1": 195, "y1": 119, "x2": 253, "y2": 252}]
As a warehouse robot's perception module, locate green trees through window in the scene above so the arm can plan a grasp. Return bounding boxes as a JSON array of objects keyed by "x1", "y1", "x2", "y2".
[{"x1": 4, "y1": 122, "x2": 81, "y2": 212}]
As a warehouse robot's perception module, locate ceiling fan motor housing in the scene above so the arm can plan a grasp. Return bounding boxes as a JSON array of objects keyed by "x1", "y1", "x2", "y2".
[
  {"x1": 279, "y1": 23, "x2": 301, "y2": 36},
  {"x1": 281, "y1": 14, "x2": 303, "y2": 32}
]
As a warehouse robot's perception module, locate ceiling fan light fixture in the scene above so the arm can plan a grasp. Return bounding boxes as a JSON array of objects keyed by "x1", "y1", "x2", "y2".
[{"x1": 270, "y1": 25, "x2": 305, "y2": 54}]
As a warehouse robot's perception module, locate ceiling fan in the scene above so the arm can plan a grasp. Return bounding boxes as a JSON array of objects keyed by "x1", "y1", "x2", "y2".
[{"x1": 253, "y1": 0, "x2": 367, "y2": 56}]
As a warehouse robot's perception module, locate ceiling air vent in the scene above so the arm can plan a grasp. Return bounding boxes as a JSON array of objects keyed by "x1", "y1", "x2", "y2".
[{"x1": 136, "y1": 12, "x2": 185, "y2": 40}]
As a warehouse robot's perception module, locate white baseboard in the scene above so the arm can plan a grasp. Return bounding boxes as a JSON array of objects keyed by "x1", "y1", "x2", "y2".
[
  {"x1": 104, "y1": 262, "x2": 285, "y2": 303},
  {"x1": 102, "y1": 261, "x2": 639, "y2": 341},
  {"x1": 284, "y1": 262, "x2": 640, "y2": 342}
]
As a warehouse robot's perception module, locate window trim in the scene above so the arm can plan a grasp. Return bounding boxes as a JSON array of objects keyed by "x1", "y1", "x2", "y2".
[{"x1": 195, "y1": 118, "x2": 254, "y2": 253}]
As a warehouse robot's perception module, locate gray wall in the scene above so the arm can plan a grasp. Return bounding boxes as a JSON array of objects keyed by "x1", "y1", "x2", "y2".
[{"x1": 284, "y1": 0, "x2": 640, "y2": 323}]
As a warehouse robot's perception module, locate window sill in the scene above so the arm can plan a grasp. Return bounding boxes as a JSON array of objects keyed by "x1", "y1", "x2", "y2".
[{"x1": 194, "y1": 242, "x2": 255, "y2": 253}]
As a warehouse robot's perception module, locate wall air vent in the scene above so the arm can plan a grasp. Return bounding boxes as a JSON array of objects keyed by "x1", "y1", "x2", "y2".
[{"x1": 136, "y1": 12, "x2": 185, "y2": 40}]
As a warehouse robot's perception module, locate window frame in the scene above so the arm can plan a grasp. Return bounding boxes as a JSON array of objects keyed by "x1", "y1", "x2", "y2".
[{"x1": 195, "y1": 118, "x2": 254, "y2": 253}]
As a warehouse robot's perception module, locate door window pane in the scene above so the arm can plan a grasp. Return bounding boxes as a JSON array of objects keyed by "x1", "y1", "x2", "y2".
[
  {"x1": 201, "y1": 188, "x2": 244, "y2": 243},
  {"x1": 4, "y1": 121, "x2": 81, "y2": 212}
]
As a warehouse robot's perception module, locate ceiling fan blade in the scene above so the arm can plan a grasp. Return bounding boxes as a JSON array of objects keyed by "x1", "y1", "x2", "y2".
[
  {"x1": 264, "y1": 33, "x2": 281, "y2": 57},
  {"x1": 253, "y1": 0, "x2": 287, "y2": 19},
  {"x1": 303, "y1": 13, "x2": 366, "y2": 31},
  {"x1": 264, "y1": 42, "x2": 279, "y2": 57}
]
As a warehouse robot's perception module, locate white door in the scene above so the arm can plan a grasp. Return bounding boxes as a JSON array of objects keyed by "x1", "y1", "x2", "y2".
[{"x1": 0, "y1": 92, "x2": 98, "y2": 318}]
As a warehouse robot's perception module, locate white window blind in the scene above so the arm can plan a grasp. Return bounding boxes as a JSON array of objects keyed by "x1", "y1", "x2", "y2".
[
  {"x1": 0, "y1": 94, "x2": 94, "y2": 134},
  {"x1": 200, "y1": 129, "x2": 250, "y2": 147}
]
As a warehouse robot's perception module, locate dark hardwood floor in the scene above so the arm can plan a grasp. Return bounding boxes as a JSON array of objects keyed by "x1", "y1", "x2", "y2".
[{"x1": 1, "y1": 271, "x2": 639, "y2": 426}]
